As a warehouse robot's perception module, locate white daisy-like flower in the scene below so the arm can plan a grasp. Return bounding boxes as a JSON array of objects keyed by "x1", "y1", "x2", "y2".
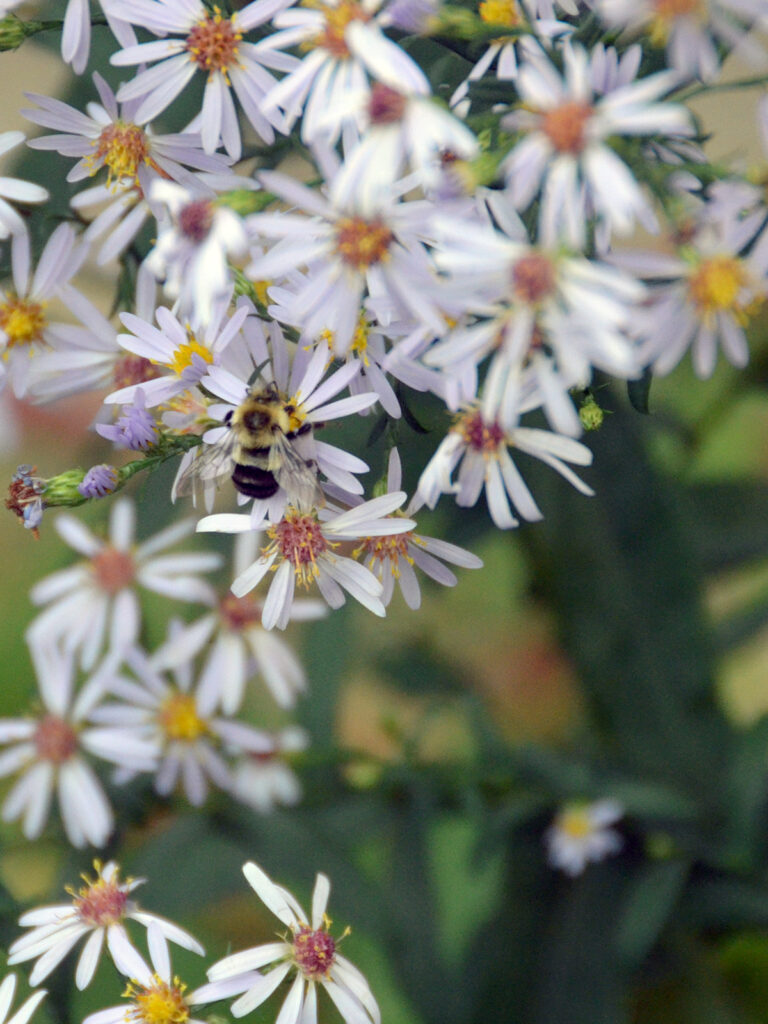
[
  {"x1": 544, "y1": 799, "x2": 624, "y2": 876},
  {"x1": 248, "y1": 170, "x2": 444, "y2": 355},
  {"x1": 612, "y1": 213, "x2": 768, "y2": 378},
  {"x1": 103, "y1": 298, "x2": 249, "y2": 410},
  {"x1": 354, "y1": 449, "x2": 483, "y2": 610},
  {"x1": 429, "y1": 194, "x2": 643, "y2": 434},
  {"x1": 0, "y1": 223, "x2": 105, "y2": 398},
  {"x1": 258, "y1": 0, "x2": 429, "y2": 144},
  {"x1": 153, "y1": 532, "x2": 326, "y2": 713},
  {"x1": 193, "y1": 329, "x2": 375, "y2": 525},
  {"x1": 8, "y1": 860, "x2": 204, "y2": 989},
  {"x1": 0, "y1": 131, "x2": 48, "y2": 238},
  {"x1": 89, "y1": 639, "x2": 278, "y2": 807},
  {"x1": 84, "y1": 923, "x2": 213, "y2": 1024},
  {"x1": 105, "y1": 0, "x2": 298, "y2": 159},
  {"x1": 143, "y1": 179, "x2": 251, "y2": 327},
  {"x1": 0, "y1": 646, "x2": 157, "y2": 849},
  {"x1": 0, "y1": 975, "x2": 46, "y2": 1024},
  {"x1": 197, "y1": 492, "x2": 416, "y2": 629},
  {"x1": 502, "y1": 41, "x2": 692, "y2": 248},
  {"x1": 595, "y1": 0, "x2": 767, "y2": 82},
  {"x1": 230, "y1": 726, "x2": 308, "y2": 813},
  {"x1": 26, "y1": 498, "x2": 222, "y2": 671},
  {"x1": 201, "y1": 862, "x2": 380, "y2": 1024},
  {"x1": 416, "y1": 405, "x2": 594, "y2": 529}
]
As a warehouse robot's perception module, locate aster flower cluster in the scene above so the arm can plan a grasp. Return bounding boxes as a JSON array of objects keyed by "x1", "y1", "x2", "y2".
[{"x1": 0, "y1": 1, "x2": 765, "y2": 1021}]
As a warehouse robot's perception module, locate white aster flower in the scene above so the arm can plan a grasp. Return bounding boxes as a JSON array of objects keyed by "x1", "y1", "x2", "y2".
[
  {"x1": 545, "y1": 799, "x2": 624, "y2": 876},
  {"x1": 201, "y1": 862, "x2": 379, "y2": 1024},
  {"x1": 230, "y1": 726, "x2": 308, "y2": 813},
  {"x1": 417, "y1": 405, "x2": 594, "y2": 529},
  {"x1": 91, "y1": 638, "x2": 278, "y2": 807},
  {"x1": 248, "y1": 170, "x2": 444, "y2": 355},
  {"x1": 0, "y1": 975, "x2": 46, "y2": 1024},
  {"x1": 143, "y1": 180, "x2": 250, "y2": 327},
  {"x1": 198, "y1": 492, "x2": 416, "y2": 629},
  {"x1": 153, "y1": 533, "x2": 326, "y2": 713},
  {"x1": 0, "y1": 646, "x2": 157, "y2": 849},
  {"x1": 595, "y1": 0, "x2": 767, "y2": 82},
  {"x1": 355, "y1": 448, "x2": 483, "y2": 609},
  {"x1": 502, "y1": 41, "x2": 692, "y2": 248},
  {"x1": 26, "y1": 498, "x2": 222, "y2": 671},
  {"x1": 106, "y1": 0, "x2": 297, "y2": 158},
  {"x1": 612, "y1": 213, "x2": 768, "y2": 378},
  {"x1": 0, "y1": 224, "x2": 105, "y2": 398},
  {"x1": 0, "y1": 131, "x2": 48, "y2": 238},
  {"x1": 8, "y1": 860, "x2": 204, "y2": 989},
  {"x1": 259, "y1": 0, "x2": 429, "y2": 144}
]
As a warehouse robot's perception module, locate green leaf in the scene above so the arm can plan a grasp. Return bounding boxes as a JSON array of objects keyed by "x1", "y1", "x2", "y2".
[
  {"x1": 628, "y1": 368, "x2": 653, "y2": 414},
  {"x1": 616, "y1": 860, "x2": 689, "y2": 967}
]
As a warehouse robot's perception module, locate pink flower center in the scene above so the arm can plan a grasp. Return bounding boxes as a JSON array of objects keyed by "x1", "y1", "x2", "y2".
[
  {"x1": 185, "y1": 9, "x2": 242, "y2": 75},
  {"x1": 540, "y1": 101, "x2": 593, "y2": 155},
  {"x1": 34, "y1": 714, "x2": 77, "y2": 763},
  {"x1": 219, "y1": 592, "x2": 263, "y2": 631},
  {"x1": 267, "y1": 510, "x2": 330, "y2": 589},
  {"x1": 368, "y1": 83, "x2": 407, "y2": 125},
  {"x1": 74, "y1": 875, "x2": 129, "y2": 926},
  {"x1": 511, "y1": 252, "x2": 556, "y2": 304},
  {"x1": 179, "y1": 200, "x2": 214, "y2": 244},
  {"x1": 457, "y1": 410, "x2": 506, "y2": 454},
  {"x1": 91, "y1": 547, "x2": 136, "y2": 594},
  {"x1": 113, "y1": 354, "x2": 162, "y2": 390},
  {"x1": 293, "y1": 926, "x2": 337, "y2": 979}
]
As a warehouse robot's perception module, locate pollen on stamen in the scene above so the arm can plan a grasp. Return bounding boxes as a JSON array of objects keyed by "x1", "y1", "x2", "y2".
[
  {"x1": 185, "y1": 7, "x2": 242, "y2": 80},
  {"x1": 72, "y1": 866, "x2": 130, "y2": 926},
  {"x1": 267, "y1": 509, "x2": 330, "y2": 589},
  {"x1": 312, "y1": 1, "x2": 371, "y2": 59},
  {"x1": 0, "y1": 296, "x2": 47, "y2": 350},
  {"x1": 292, "y1": 925, "x2": 337, "y2": 980},
  {"x1": 335, "y1": 217, "x2": 393, "y2": 270},
  {"x1": 92, "y1": 121, "x2": 150, "y2": 187},
  {"x1": 159, "y1": 693, "x2": 208, "y2": 742},
  {"x1": 168, "y1": 338, "x2": 214, "y2": 377},
  {"x1": 128, "y1": 976, "x2": 190, "y2": 1024},
  {"x1": 355, "y1": 533, "x2": 414, "y2": 579}
]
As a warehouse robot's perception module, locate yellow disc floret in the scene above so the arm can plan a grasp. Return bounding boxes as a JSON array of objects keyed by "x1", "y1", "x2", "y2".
[
  {"x1": 167, "y1": 338, "x2": 214, "y2": 377},
  {"x1": 159, "y1": 693, "x2": 208, "y2": 742},
  {"x1": 128, "y1": 976, "x2": 190, "y2": 1024},
  {"x1": 0, "y1": 296, "x2": 47, "y2": 350},
  {"x1": 687, "y1": 255, "x2": 751, "y2": 324},
  {"x1": 479, "y1": 0, "x2": 522, "y2": 28}
]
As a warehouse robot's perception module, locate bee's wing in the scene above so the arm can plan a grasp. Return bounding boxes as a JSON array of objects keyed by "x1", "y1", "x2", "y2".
[
  {"x1": 174, "y1": 430, "x2": 238, "y2": 498},
  {"x1": 270, "y1": 432, "x2": 325, "y2": 510}
]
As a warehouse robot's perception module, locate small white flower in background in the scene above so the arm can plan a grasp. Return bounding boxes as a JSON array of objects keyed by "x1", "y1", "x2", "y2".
[
  {"x1": 231, "y1": 726, "x2": 309, "y2": 813},
  {"x1": 417, "y1": 406, "x2": 594, "y2": 530},
  {"x1": 26, "y1": 498, "x2": 222, "y2": 671},
  {"x1": 143, "y1": 180, "x2": 251, "y2": 328},
  {"x1": 355, "y1": 449, "x2": 483, "y2": 610},
  {"x1": 84, "y1": 923, "x2": 213, "y2": 1024},
  {"x1": 0, "y1": 975, "x2": 46, "y2": 1024},
  {"x1": 502, "y1": 40, "x2": 692, "y2": 249},
  {"x1": 595, "y1": 0, "x2": 768, "y2": 83},
  {"x1": 200, "y1": 862, "x2": 379, "y2": 1024},
  {"x1": 0, "y1": 646, "x2": 156, "y2": 849},
  {"x1": 8, "y1": 860, "x2": 204, "y2": 989},
  {"x1": 105, "y1": 0, "x2": 297, "y2": 158},
  {"x1": 154, "y1": 532, "x2": 326, "y2": 713},
  {"x1": 544, "y1": 799, "x2": 624, "y2": 876},
  {"x1": 90, "y1": 637, "x2": 279, "y2": 807},
  {"x1": 198, "y1": 492, "x2": 416, "y2": 629},
  {"x1": 259, "y1": 0, "x2": 429, "y2": 144},
  {"x1": 0, "y1": 131, "x2": 48, "y2": 238}
]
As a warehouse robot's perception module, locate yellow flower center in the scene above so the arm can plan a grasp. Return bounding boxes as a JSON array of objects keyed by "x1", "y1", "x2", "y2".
[
  {"x1": 159, "y1": 693, "x2": 207, "y2": 742},
  {"x1": 306, "y1": 0, "x2": 371, "y2": 58},
  {"x1": 649, "y1": 0, "x2": 703, "y2": 44},
  {"x1": 335, "y1": 216, "x2": 393, "y2": 270},
  {"x1": 355, "y1": 532, "x2": 414, "y2": 578},
  {"x1": 185, "y1": 6, "x2": 241, "y2": 81},
  {"x1": 0, "y1": 296, "x2": 47, "y2": 350},
  {"x1": 479, "y1": 0, "x2": 522, "y2": 28},
  {"x1": 167, "y1": 338, "x2": 214, "y2": 377},
  {"x1": 92, "y1": 121, "x2": 151, "y2": 187},
  {"x1": 128, "y1": 976, "x2": 190, "y2": 1024},
  {"x1": 557, "y1": 806, "x2": 594, "y2": 840},
  {"x1": 687, "y1": 255, "x2": 750, "y2": 322}
]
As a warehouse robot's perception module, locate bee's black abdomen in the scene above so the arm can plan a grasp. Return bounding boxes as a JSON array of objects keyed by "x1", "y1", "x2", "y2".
[{"x1": 231, "y1": 464, "x2": 279, "y2": 499}]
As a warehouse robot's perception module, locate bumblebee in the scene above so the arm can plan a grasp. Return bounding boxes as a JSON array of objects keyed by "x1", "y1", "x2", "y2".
[{"x1": 176, "y1": 382, "x2": 324, "y2": 509}]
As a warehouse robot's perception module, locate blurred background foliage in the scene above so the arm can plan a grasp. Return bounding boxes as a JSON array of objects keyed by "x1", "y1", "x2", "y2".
[{"x1": 2, "y1": 9, "x2": 768, "y2": 1024}]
